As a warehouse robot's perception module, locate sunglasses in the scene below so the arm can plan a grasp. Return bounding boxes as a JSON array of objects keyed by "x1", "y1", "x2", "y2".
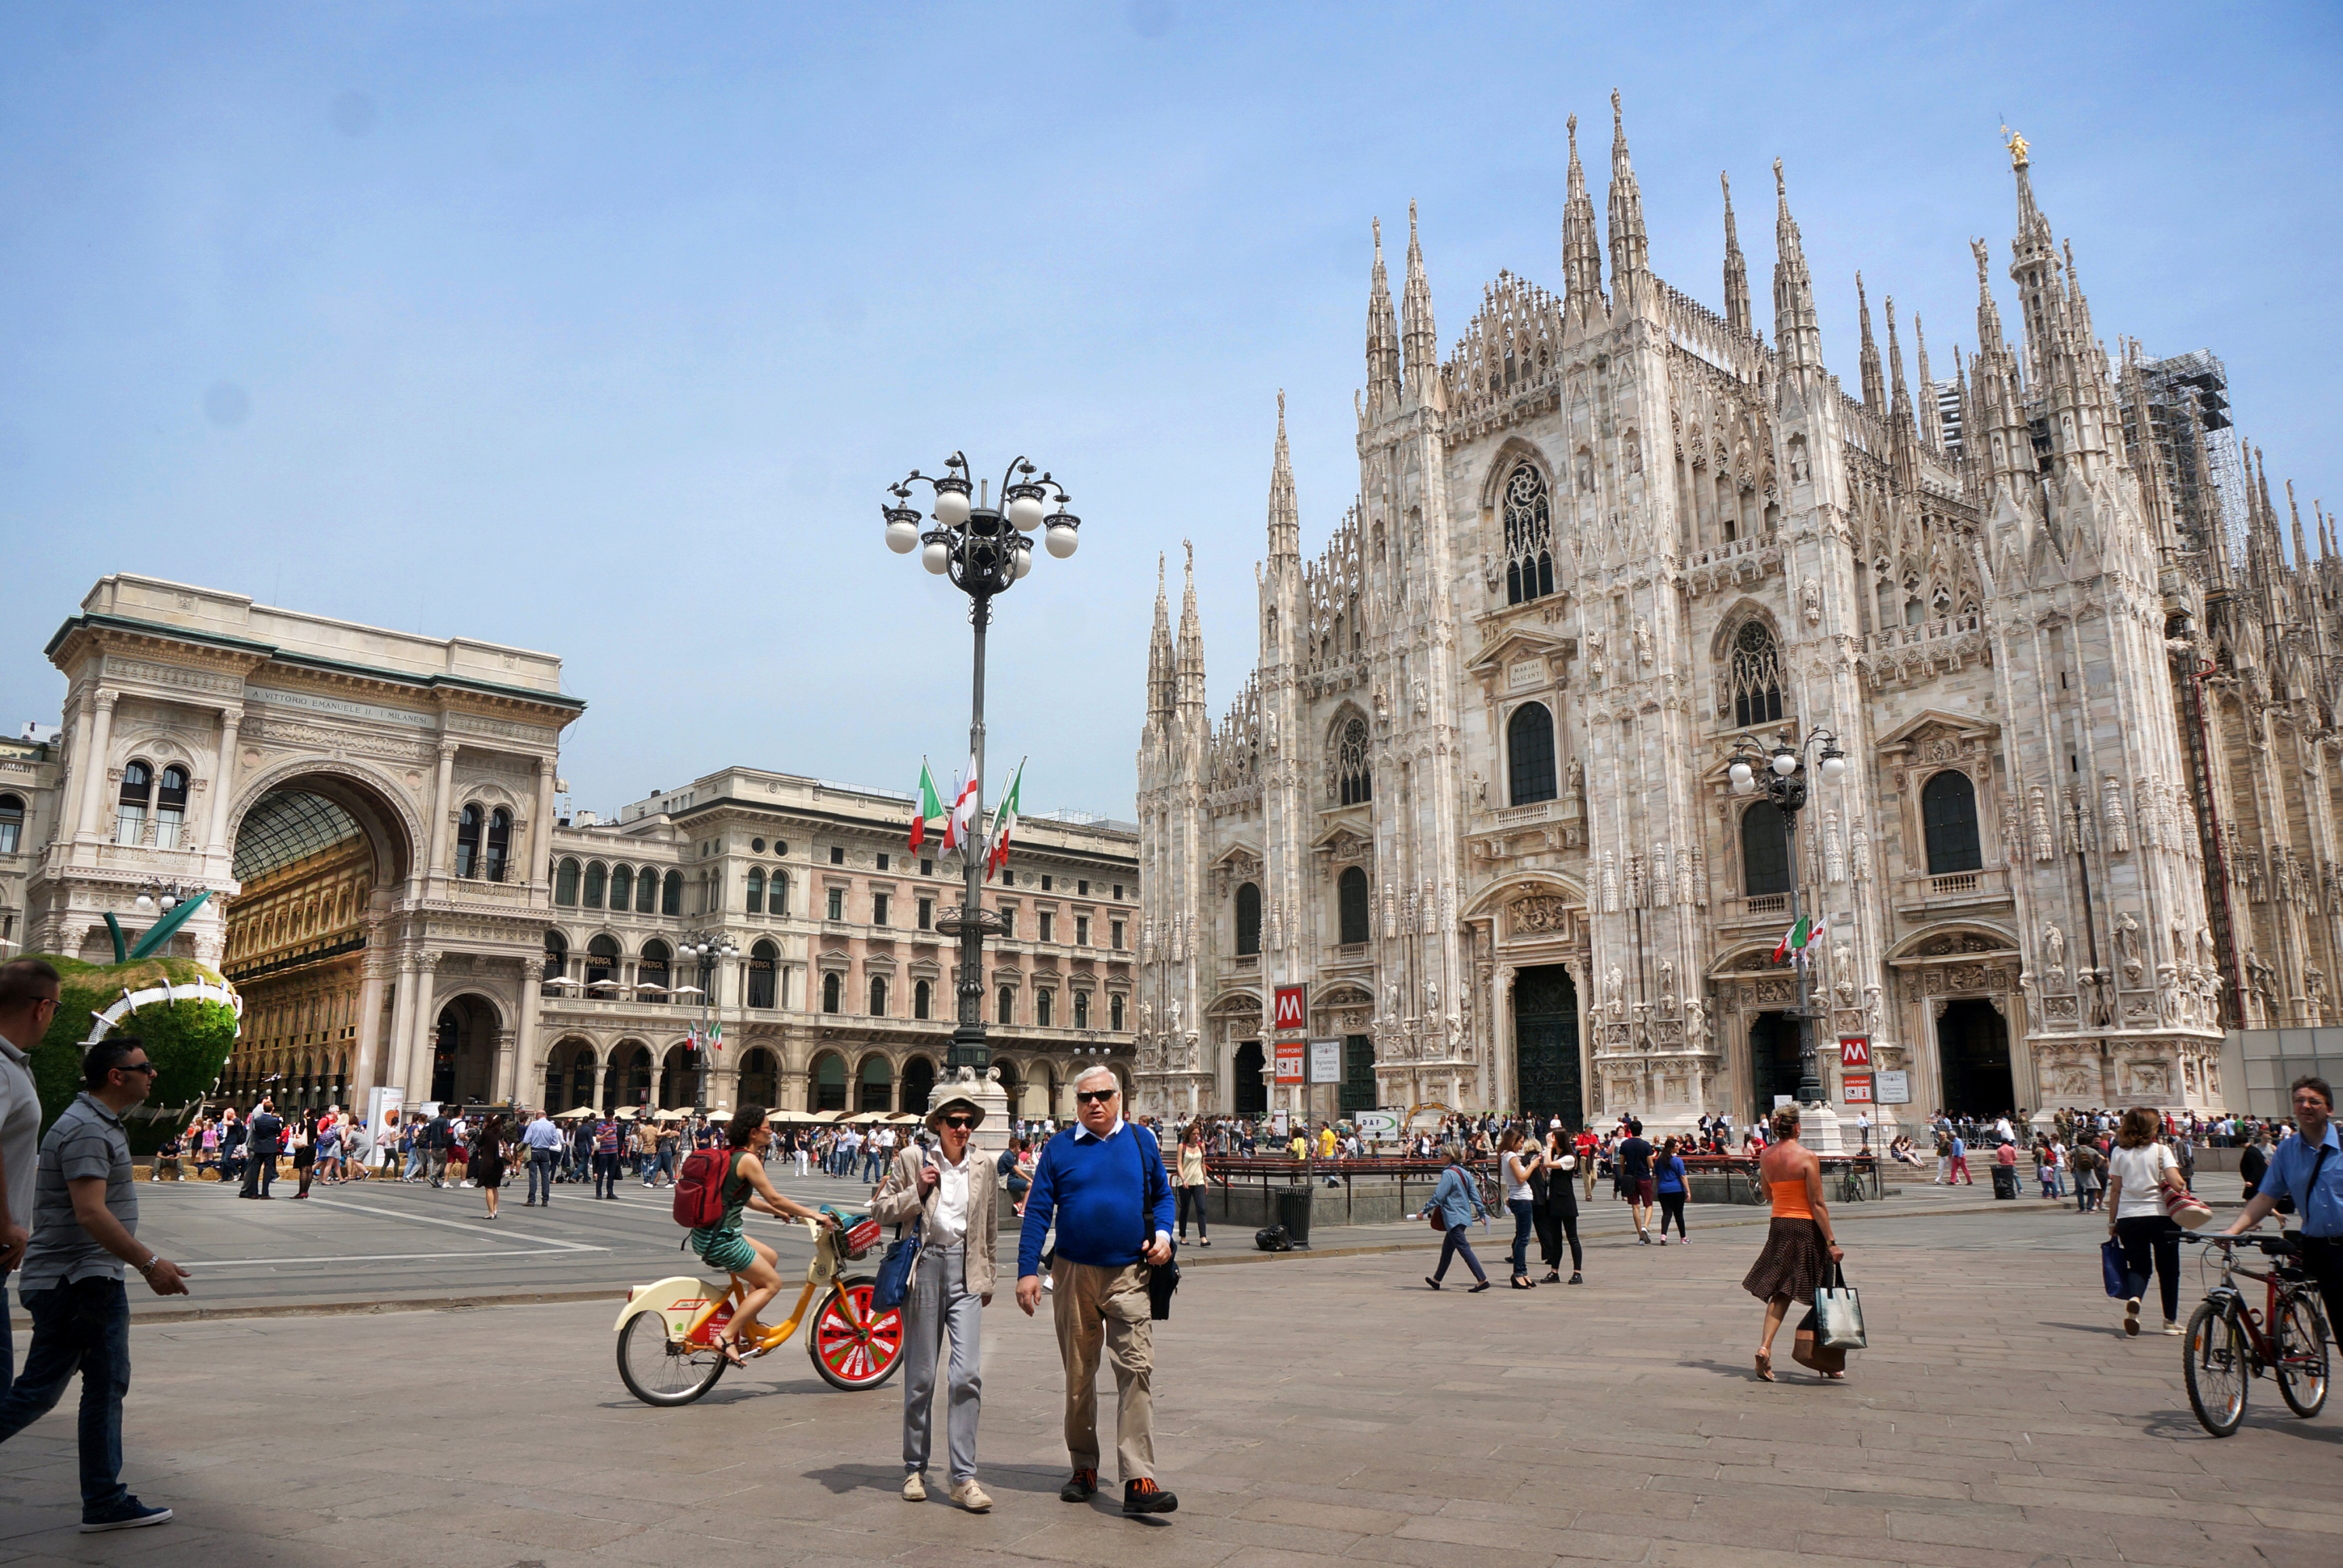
[
  {"x1": 118, "y1": 1062, "x2": 159, "y2": 1076},
  {"x1": 940, "y1": 1117, "x2": 976, "y2": 1130},
  {"x1": 1075, "y1": 1089, "x2": 1119, "y2": 1105}
]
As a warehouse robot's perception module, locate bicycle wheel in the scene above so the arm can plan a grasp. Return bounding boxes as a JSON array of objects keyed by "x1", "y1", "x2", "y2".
[
  {"x1": 809, "y1": 1279, "x2": 905, "y2": 1390},
  {"x1": 2182, "y1": 1299, "x2": 2249, "y2": 1437},
  {"x1": 617, "y1": 1311, "x2": 727, "y2": 1407},
  {"x1": 2275, "y1": 1293, "x2": 2331, "y2": 1418}
]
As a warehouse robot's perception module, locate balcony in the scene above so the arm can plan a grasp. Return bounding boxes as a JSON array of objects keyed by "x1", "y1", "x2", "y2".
[{"x1": 1894, "y1": 865, "x2": 2011, "y2": 915}]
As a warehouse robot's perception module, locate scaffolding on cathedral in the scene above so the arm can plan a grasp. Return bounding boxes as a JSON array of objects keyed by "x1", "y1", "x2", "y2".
[{"x1": 2132, "y1": 349, "x2": 2250, "y2": 567}]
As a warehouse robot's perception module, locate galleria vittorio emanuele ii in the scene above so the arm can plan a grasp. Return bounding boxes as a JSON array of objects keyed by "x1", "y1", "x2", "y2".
[{"x1": 1132, "y1": 101, "x2": 2341, "y2": 1137}]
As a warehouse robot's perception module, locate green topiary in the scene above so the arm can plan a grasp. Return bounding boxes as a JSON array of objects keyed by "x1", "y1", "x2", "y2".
[{"x1": 24, "y1": 953, "x2": 241, "y2": 1150}]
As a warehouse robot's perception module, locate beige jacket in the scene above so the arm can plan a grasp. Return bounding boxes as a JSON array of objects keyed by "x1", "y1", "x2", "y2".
[{"x1": 872, "y1": 1146, "x2": 1001, "y2": 1300}]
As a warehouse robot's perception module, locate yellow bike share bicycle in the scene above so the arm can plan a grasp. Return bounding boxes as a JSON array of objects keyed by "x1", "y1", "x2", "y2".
[{"x1": 614, "y1": 1208, "x2": 904, "y2": 1406}]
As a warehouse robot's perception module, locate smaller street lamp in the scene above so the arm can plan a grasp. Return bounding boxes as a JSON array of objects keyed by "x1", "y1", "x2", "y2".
[
  {"x1": 1727, "y1": 727, "x2": 1847, "y2": 1107},
  {"x1": 676, "y1": 931, "x2": 738, "y2": 1117}
]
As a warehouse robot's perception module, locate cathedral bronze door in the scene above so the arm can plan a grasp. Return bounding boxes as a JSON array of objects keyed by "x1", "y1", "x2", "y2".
[
  {"x1": 1513, "y1": 966, "x2": 1582, "y2": 1127},
  {"x1": 1937, "y1": 999, "x2": 2014, "y2": 1117}
]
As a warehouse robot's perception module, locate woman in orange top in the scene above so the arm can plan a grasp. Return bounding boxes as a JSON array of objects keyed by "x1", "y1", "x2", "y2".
[{"x1": 1740, "y1": 1106, "x2": 1846, "y2": 1382}]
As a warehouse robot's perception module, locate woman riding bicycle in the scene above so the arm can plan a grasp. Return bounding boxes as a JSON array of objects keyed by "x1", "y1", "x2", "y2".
[{"x1": 695, "y1": 1105, "x2": 836, "y2": 1367}]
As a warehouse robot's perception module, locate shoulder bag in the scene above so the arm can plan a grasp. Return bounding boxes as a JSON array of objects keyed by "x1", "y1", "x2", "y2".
[
  {"x1": 1132, "y1": 1131, "x2": 1180, "y2": 1321},
  {"x1": 2157, "y1": 1146, "x2": 2213, "y2": 1230},
  {"x1": 871, "y1": 1155, "x2": 923, "y2": 1312},
  {"x1": 1814, "y1": 1261, "x2": 1868, "y2": 1350}
]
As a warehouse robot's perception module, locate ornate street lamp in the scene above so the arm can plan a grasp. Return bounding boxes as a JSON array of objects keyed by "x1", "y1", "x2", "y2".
[
  {"x1": 883, "y1": 453, "x2": 1079, "y2": 1079},
  {"x1": 676, "y1": 931, "x2": 736, "y2": 1117},
  {"x1": 1727, "y1": 727, "x2": 1847, "y2": 1106}
]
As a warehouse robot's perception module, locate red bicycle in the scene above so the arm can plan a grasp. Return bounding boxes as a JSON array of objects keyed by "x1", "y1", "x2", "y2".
[{"x1": 2177, "y1": 1233, "x2": 2330, "y2": 1436}]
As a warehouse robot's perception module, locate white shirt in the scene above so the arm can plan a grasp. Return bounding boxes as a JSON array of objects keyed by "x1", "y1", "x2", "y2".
[
  {"x1": 0, "y1": 1028, "x2": 41, "y2": 1235},
  {"x1": 929, "y1": 1149, "x2": 972, "y2": 1245},
  {"x1": 2108, "y1": 1143, "x2": 2179, "y2": 1220}
]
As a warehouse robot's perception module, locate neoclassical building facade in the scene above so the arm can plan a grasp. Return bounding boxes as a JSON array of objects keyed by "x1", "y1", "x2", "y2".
[
  {"x1": 18, "y1": 574, "x2": 1136, "y2": 1117},
  {"x1": 1136, "y1": 106, "x2": 2302, "y2": 1133}
]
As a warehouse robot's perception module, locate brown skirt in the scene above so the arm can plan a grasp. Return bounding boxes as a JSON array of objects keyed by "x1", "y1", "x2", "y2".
[{"x1": 1742, "y1": 1217, "x2": 1831, "y2": 1304}]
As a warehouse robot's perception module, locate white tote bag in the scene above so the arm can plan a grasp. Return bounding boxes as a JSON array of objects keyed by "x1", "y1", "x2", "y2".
[{"x1": 1815, "y1": 1262, "x2": 1867, "y2": 1351}]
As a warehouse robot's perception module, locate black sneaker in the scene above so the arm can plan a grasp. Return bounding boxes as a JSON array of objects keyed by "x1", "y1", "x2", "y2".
[
  {"x1": 81, "y1": 1499, "x2": 172, "y2": 1533},
  {"x1": 1060, "y1": 1468, "x2": 1098, "y2": 1503},
  {"x1": 1123, "y1": 1478, "x2": 1178, "y2": 1514}
]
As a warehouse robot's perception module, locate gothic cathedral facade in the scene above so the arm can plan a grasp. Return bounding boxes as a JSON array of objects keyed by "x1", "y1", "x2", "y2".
[{"x1": 1133, "y1": 99, "x2": 2298, "y2": 1133}]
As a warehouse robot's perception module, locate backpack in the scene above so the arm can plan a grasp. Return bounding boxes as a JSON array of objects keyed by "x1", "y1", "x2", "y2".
[{"x1": 674, "y1": 1148, "x2": 734, "y2": 1228}]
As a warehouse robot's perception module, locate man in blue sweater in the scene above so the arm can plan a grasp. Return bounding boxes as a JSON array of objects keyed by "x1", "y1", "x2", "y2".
[{"x1": 1016, "y1": 1065, "x2": 1178, "y2": 1515}]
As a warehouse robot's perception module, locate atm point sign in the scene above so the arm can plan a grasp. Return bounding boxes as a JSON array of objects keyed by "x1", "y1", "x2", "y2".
[{"x1": 1273, "y1": 984, "x2": 1308, "y2": 1033}]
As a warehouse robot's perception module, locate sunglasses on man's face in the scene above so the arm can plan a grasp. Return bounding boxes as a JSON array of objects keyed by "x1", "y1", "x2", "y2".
[
  {"x1": 1075, "y1": 1089, "x2": 1119, "y2": 1105},
  {"x1": 118, "y1": 1062, "x2": 159, "y2": 1076},
  {"x1": 941, "y1": 1117, "x2": 975, "y2": 1131}
]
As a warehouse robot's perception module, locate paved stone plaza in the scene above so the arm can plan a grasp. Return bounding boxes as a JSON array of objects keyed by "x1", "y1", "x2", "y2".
[{"x1": 1, "y1": 1192, "x2": 2334, "y2": 1567}]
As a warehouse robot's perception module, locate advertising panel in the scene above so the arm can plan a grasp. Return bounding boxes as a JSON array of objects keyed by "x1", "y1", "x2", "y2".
[{"x1": 1274, "y1": 1039, "x2": 1306, "y2": 1085}]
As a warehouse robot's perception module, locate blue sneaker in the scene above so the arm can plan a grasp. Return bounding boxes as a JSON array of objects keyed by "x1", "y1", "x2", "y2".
[{"x1": 81, "y1": 1498, "x2": 173, "y2": 1533}]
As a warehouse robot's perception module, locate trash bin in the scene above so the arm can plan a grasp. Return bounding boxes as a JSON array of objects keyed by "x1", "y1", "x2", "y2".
[
  {"x1": 1991, "y1": 1164, "x2": 2018, "y2": 1201},
  {"x1": 1275, "y1": 1184, "x2": 1314, "y2": 1247}
]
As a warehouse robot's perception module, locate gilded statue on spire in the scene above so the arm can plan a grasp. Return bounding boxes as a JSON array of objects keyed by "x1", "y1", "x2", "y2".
[{"x1": 2001, "y1": 124, "x2": 2028, "y2": 168}]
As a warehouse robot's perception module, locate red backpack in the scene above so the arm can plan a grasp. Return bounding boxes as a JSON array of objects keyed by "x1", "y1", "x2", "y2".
[{"x1": 674, "y1": 1148, "x2": 734, "y2": 1228}]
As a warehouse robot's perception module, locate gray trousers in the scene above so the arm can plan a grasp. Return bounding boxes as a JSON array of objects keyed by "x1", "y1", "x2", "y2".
[{"x1": 901, "y1": 1243, "x2": 983, "y2": 1484}]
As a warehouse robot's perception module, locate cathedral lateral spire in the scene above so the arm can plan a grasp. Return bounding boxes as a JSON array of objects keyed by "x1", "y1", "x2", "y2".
[
  {"x1": 1562, "y1": 114, "x2": 1606, "y2": 335},
  {"x1": 1146, "y1": 553, "x2": 1173, "y2": 723},
  {"x1": 1770, "y1": 160, "x2": 1821, "y2": 371},
  {"x1": 1857, "y1": 271, "x2": 1885, "y2": 415},
  {"x1": 1721, "y1": 171, "x2": 1750, "y2": 338},
  {"x1": 1605, "y1": 89, "x2": 1651, "y2": 316},
  {"x1": 1365, "y1": 218, "x2": 1401, "y2": 415},
  {"x1": 1268, "y1": 390, "x2": 1300, "y2": 563},
  {"x1": 1176, "y1": 540, "x2": 1205, "y2": 718},
  {"x1": 1401, "y1": 201, "x2": 1437, "y2": 401}
]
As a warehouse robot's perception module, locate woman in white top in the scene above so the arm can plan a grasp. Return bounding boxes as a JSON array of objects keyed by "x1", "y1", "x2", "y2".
[
  {"x1": 1499, "y1": 1127, "x2": 1544, "y2": 1290},
  {"x1": 2104, "y1": 1106, "x2": 2186, "y2": 1335}
]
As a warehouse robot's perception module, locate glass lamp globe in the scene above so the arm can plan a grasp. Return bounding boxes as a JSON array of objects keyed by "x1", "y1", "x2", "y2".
[
  {"x1": 1045, "y1": 520, "x2": 1079, "y2": 559},
  {"x1": 135, "y1": 891, "x2": 155, "y2": 910},
  {"x1": 933, "y1": 487, "x2": 972, "y2": 527},
  {"x1": 885, "y1": 517, "x2": 919, "y2": 554},
  {"x1": 1771, "y1": 749, "x2": 1798, "y2": 777},
  {"x1": 1012, "y1": 544, "x2": 1033, "y2": 579},
  {"x1": 922, "y1": 540, "x2": 952, "y2": 575},
  {"x1": 1819, "y1": 752, "x2": 1848, "y2": 782},
  {"x1": 159, "y1": 892, "x2": 178, "y2": 911},
  {"x1": 1005, "y1": 492, "x2": 1045, "y2": 531},
  {"x1": 1728, "y1": 759, "x2": 1753, "y2": 788}
]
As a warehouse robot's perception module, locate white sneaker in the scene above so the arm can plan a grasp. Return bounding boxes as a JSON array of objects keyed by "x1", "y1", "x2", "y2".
[
  {"x1": 902, "y1": 1472, "x2": 926, "y2": 1502},
  {"x1": 950, "y1": 1479, "x2": 993, "y2": 1512},
  {"x1": 2161, "y1": 1321, "x2": 2184, "y2": 1336}
]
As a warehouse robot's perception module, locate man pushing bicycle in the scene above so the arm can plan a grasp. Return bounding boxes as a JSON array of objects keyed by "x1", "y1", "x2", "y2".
[{"x1": 2222, "y1": 1075, "x2": 2343, "y2": 1344}]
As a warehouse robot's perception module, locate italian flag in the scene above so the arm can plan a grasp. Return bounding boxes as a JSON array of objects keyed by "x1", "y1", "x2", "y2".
[
  {"x1": 909, "y1": 760, "x2": 944, "y2": 852},
  {"x1": 706, "y1": 1020, "x2": 722, "y2": 1054},
  {"x1": 986, "y1": 759, "x2": 1025, "y2": 881},
  {"x1": 944, "y1": 755, "x2": 980, "y2": 853},
  {"x1": 1773, "y1": 914, "x2": 1816, "y2": 965}
]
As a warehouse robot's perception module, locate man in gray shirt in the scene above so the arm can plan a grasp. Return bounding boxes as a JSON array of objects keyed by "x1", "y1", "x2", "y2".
[
  {"x1": 0, "y1": 1034, "x2": 190, "y2": 1532},
  {"x1": 0, "y1": 960, "x2": 58, "y2": 1405},
  {"x1": 521, "y1": 1108, "x2": 562, "y2": 1207}
]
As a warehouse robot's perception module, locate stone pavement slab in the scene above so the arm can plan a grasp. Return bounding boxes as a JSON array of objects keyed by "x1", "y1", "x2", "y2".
[{"x1": 0, "y1": 1200, "x2": 2331, "y2": 1566}]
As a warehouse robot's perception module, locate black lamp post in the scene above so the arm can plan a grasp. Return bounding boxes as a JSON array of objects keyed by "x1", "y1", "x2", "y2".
[
  {"x1": 883, "y1": 454, "x2": 1079, "y2": 1079},
  {"x1": 1727, "y1": 727, "x2": 1847, "y2": 1106},
  {"x1": 677, "y1": 931, "x2": 736, "y2": 1116}
]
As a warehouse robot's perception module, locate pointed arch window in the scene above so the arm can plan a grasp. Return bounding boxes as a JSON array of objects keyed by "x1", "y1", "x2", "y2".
[
  {"x1": 1502, "y1": 462, "x2": 1555, "y2": 605},
  {"x1": 116, "y1": 761, "x2": 151, "y2": 845},
  {"x1": 554, "y1": 858, "x2": 581, "y2": 906},
  {"x1": 1235, "y1": 882, "x2": 1262, "y2": 956},
  {"x1": 1506, "y1": 702, "x2": 1557, "y2": 805},
  {"x1": 484, "y1": 808, "x2": 511, "y2": 881},
  {"x1": 1921, "y1": 769, "x2": 1984, "y2": 875},
  {"x1": 1337, "y1": 716, "x2": 1372, "y2": 805},
  {"x1": 1728, "y1": 620, "x2": 1784, "y2": 729},
  {"x1": 155, "y1": 767, "x2": 188, "y2": 849},
  {"x1": 1337, "y1": 866, "x2": 1371, "y2": 945},
  {"x1": 745, "y1": 867, "x2": 765, "y2": 914}
]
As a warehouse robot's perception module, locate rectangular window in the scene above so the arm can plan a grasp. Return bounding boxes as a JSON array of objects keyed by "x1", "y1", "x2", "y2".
[
  {"x1": 826, "y1": 887, "x2": 845, "y2": 921},
  {"x1": 1000, "y1": 909, "x2": 1016, "y2": 940},
  {"x1": 1110, "y1": 921, "x2": 1125, "y2": 950},
  {"x1": 1002, "y1": 869, "x2": 1015, "y2": 887},
  {"x1": 1041, "y1": 875, "x2": 1052, "y2": 891},
  {"x1": 877, "y1": 852, "x2": 889, "y2": 871},
  {"x1": 873, "y1": 893, "x2": 890, "y2": 926},
  {"x1": 918, "y1": 898, "x2": 933, "y2": 930},
  {"x1": 1079, "y1": 880, "x2": 1089, "y2": 896},
  {"x1": 1113, "y1": 884, "x2": 1123, "y2": 901},
  {"x1": 1075, "y1": 915, "x2": 1090, "y2": 946},
  {"x1": 921, "y1": 858, "x2": 934, "y2": 877},
  {"x1": 1038, "y1": 912, "x2": 1054, "y2": 943},
  {"x1": 830, "y1": 845, "x2": 845, "y2": 865}
]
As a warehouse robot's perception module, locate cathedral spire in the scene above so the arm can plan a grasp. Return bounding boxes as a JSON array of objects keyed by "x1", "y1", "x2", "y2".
[
  {"x1": 1561, "y1": 114, "x2": 1606, "y2": 334},
  {"x1": 1176, "y1": 540, "x2": 1205, "y2": 717},
  {"x1": 1147, "y1": 553, "x2": 1173, "y2": 723},
  {"x1": 1365, "y1": 217, "x2": 1400, "y2": 413},
  {"x1": 1267, "y1": 390, "x2": 1300, "y2": 563},
  {"x1": 1851, "y1": 271, "x2": 1882, "y2": 414},
  {"x1": 1769, "y1": 159, "x2": 1821, "y2": 371},
  {"x1": 1886, "y1": 296, "x2": 1920, "y2": 489},
  {"x1": 1913, "y1": 313, "x2": 1942, "y2": 447},
  {"x1": 2289, "y1": 479, "x2": 2311, "y2": 574},
  {"x1": 1401, "y1": 201, "x2": 1437, "y2": 400},
  {"x1": 1720, "y1": 170, "x2": 1751, "y2": 338},
  {"x1": 1605, "y1": 89, "x2": 1651, "y2": 315}
]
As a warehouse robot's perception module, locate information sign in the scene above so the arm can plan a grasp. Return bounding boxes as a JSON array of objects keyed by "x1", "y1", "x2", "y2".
[
  {"x1": 1839, "y1": 1036, "x2": 1872, "y2": 1069},
  {"x1": 1842, "y1": 1073, "x2": 1875, "y2": 1105},
  {"x1": 1308, "y1": 1039, "x2": 1341, "y2": 1084},
  {"x1": 1875, "y1": 1070, "x2": 1911, "y2": 1105},
  {"x1": 1273, "y1": 984, "x2": 1308, "y2": 1033},
  {"x1": 1274, "y1": 1039, "x2": 1306, "y2": 1085}
]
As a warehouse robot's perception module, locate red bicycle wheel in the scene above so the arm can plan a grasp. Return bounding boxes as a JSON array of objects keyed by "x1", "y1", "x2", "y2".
[{"x1": 809, "y1": 1280, "x2": 905, "y2": 1390}]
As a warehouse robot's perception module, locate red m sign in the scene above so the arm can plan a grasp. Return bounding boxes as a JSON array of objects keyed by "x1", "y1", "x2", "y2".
[{"x1": 1273, "y1": 984, "x2": 1308, "y2": 1033}]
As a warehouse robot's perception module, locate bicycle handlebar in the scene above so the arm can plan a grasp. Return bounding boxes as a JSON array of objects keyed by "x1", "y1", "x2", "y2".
[{"x1": 2181, "y1": 1232, "x2": 2300, "y2": 1255}]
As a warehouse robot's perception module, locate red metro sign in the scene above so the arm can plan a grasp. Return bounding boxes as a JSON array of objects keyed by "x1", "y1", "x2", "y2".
[{"x1": 1273, "y1": 984, "x2": 1308, "y2": 1034}]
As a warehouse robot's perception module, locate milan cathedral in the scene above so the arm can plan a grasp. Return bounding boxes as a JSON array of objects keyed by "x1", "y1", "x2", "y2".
[{"x1": 1134, "y1": 97, "x2": 2325, "y2": 1135}]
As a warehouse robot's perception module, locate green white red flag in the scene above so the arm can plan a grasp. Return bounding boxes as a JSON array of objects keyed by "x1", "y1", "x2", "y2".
[
  {"x1": 1772, "y1": 914, "x2": 1816, "y2": 965},
  {"x1": 910, "y1": 759, "x2": 943, "y2": 852},
  {"x1": 944, "y1": 755, "x2": 980, "y2": 853},
  {"x1": 986, "y1": 759, "x2": 1025, "y2": 881}
]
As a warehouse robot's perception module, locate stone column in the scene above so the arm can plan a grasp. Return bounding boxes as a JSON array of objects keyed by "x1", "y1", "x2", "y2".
[
  {"x1": 350, "y1": 917, "x2": 392, "y2": 1093},
  {"x1": 384, "y1": 945, "x2": 419, "y2": 1102},
  {"x1": 426, "y1": 740, "x2": 458, "y2": 894},
  {"x1": 510, "y1": 959, "x2": 544, "y2": 1106},
  {"x1": 531, "y1": 755, "x2": 557, "y2": 893},
  {"x1": 58, "y1": 691, "x2": 94, "y2": 842},
  {"x1": 204, "y1": 706, "x2": 243, "y2": 854},
  {"x1": 75, "y1": 690, "x2": 118, "y2": 844},
  {"x1": 401, "y1": 950, "x2": 443, "y2": 1102},
  {"x1": 492, "y1": 1028, "x2": 516, "y2": 1106}
]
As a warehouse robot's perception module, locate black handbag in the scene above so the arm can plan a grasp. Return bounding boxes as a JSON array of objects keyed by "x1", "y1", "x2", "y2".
[{"x1": 1135, "y1": 1133, "x2": 1180, "y2": 1321}]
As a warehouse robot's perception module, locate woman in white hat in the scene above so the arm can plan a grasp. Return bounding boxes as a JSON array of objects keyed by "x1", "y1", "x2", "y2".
[{"x1": 872, "y1": 1093, "x2": 1000, "y2": 1512}]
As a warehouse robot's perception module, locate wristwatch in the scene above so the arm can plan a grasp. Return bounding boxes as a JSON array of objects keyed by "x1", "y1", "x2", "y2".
[{"x1": 134, "y1": 1255, "x2": 160, "y2": 1275}]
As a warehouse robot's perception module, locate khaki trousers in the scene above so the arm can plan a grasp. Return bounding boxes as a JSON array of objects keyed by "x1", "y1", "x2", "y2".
[{"x1": 1050, "y1": 1259, "x2": 1154, "y2": 1482}]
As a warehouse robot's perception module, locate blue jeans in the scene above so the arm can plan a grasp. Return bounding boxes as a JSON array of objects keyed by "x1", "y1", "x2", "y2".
[
  {"x1": 1433, "y1": 1224, "x2": 1487, "y2": 1285},
  {"x1": 1507, "y1": 1199, "x2": 1536, "y2": 1276},
  {"x1": 0, "y1": 1276, "x2": 134, "y2": 1519},
  {"x1": 527, "y1": 1149, "x2": 555, "y2": 1203}
]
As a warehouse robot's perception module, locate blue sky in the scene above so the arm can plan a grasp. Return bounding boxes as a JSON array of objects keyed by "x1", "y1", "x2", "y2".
[{"x1": 4, "y1": 2, "x2": 2337, "y2": 820}]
